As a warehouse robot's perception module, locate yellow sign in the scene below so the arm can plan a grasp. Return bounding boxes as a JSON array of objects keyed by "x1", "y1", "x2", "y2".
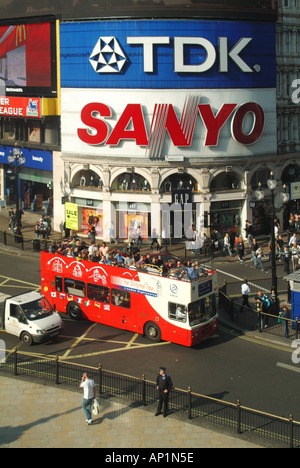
[{"x1": 65, "y1": 203, "x2": 78, "y2": 230}]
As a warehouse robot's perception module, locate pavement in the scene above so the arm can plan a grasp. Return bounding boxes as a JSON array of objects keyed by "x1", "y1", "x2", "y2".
[
  {"x1": 0, "y1": 206, "x2": 284, "y2": 449},
  {"x1": 0, "y1": 375, "x2": 265, "y2": 449}
]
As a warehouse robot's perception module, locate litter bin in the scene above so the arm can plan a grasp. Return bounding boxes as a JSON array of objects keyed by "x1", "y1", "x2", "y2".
[{"x1": 33, "y1": 239, "x2": 40, "y2": 252}]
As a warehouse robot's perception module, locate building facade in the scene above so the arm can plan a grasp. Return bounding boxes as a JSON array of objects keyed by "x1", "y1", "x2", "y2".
[
  {"x1": 54, "y1": 6, "x2": 279, "y2": 241},
  {"x1": 0, "y1": 1, "x2": 299, "y2": 241}
]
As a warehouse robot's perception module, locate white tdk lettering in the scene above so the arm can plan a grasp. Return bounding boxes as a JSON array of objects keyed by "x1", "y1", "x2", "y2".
[{"x1": 127, "y1": 36, "x2": 254, "y2": 74}]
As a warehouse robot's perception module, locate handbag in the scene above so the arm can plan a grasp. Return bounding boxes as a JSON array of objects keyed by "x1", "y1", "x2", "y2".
[{"x1": 92, "y1": 399, "x2": 100, "y2": 415}]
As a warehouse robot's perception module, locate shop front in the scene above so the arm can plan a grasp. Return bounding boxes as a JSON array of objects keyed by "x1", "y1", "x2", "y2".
[{"x1": 1, "y1": 146, "x2": 53, "y2": 211}]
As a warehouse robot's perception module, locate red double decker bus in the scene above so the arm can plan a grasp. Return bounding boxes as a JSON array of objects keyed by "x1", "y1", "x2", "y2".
[{"x1": 40, "y1": 251, "x2": 218, "y2": 347}]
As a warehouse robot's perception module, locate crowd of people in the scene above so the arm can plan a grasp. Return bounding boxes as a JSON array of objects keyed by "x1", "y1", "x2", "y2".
[
  {"x1": 216, "y1": 214, "x2": 300, "y2": 273},
  {"x1": 48, "y1": 236, "x2": 208, "y2": 281}
]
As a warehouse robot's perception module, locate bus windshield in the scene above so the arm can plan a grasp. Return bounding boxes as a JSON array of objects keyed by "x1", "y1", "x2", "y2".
[
  {"x1": 188, "y1": 295, "x2": 216, "y2": 327},
  {"x1": 20, "y1": 297, "x2": 54, "y2": 321}
]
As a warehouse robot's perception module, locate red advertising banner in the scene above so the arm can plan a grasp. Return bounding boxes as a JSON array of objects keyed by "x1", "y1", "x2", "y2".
[{"x1": 0, "y1": 96, "x2": 41, "y2": 118}]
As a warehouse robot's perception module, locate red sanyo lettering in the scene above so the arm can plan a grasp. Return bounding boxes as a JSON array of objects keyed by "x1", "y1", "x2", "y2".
[{"x1": 77, "y1": 102, "x2": 265, "y2": 147}]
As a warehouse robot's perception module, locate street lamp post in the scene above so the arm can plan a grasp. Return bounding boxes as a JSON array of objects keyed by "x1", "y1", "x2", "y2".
[
  {"x1": 255, "y1": 172, "x2": 288, "y2": 312},
  {"x1": 7, "y1": 144, "x2": 26, "y2": 229}
]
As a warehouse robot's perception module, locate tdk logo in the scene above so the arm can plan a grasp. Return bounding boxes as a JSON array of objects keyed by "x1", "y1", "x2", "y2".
[
  {"x1": 89, "y1": 37, "x2": 127, "y2": 74},
  {"x1": 89, "y1": 35, "x2": 257, "y2": 74}
]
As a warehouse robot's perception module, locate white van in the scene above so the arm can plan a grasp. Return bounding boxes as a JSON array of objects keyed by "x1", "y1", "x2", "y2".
[{"x1": 0, "y1": 291, "x2": 64, "y2": 345}]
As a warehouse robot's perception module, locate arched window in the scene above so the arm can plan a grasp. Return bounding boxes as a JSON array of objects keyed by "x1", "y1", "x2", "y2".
[
  {"x1": 72, "y1": 170, "x2": 103, "y2": 189},
  {"x1": 210, "y1": 172, "x2": 242, "y2": 193},
  {"x1": 250, "y1": 168, "x2": 271, "y2": 190},
  {"x1": 282, "y1": 164, "x2": 300, "y2": 184},
  {"x1": 111, "y1": 173, "x2": 151, "y2": 191},
  {"x1": 160, "y1": 173, "x2": 197, "y2": 193}
]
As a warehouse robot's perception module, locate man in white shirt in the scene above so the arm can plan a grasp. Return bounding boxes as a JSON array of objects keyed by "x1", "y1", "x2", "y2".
[
  {"x1": 240, "y1": 278, "x2": 251, "y2": 312},
  {"x1": 79, "y1": 372, "x2": 96, "y2": 425}
]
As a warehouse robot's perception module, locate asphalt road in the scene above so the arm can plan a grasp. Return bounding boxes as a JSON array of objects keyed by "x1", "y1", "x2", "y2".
[{"x1": 0, "y1": 249, "x2": 299, "y2": 421}]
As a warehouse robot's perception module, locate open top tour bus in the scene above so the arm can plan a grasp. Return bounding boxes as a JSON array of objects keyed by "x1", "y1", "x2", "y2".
[{"x1": 41, "y1": 251, "x2": 218, "y2": 347}]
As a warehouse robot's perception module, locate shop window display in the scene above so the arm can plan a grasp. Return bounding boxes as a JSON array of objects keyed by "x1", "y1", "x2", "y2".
[
  {"x1": 72, "y1": 170, "x2": 103, "y2": 189},
  {"x1": 210, "y1": 172, "x2": 242, "y2": 192},
  {"x1": 112, "y1": 173, "x2": 151, "y2": 192},
  {"x1": 160, "y1": 174, "x2": 197, "y2": 193}
]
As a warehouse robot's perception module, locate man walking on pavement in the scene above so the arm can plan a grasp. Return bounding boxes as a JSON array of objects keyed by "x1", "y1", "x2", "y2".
[
  {"x1": 155, "y1": 367, "x2": 173, "y2": 418},
  {"x1": 239, "y1": 278, "x2": 251, "y2": 313},
  {"x1": 79, "y1": 372, "x2": 96, "y2": 425}
]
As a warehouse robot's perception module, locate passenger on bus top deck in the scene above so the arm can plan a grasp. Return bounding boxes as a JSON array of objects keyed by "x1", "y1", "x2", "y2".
[{"x1": 188, "y1": 264, "x2": 199, "y2": 281}]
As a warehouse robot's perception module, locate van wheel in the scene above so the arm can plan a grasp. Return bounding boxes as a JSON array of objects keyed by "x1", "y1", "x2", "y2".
[
  {"x1": 21, "y1": 332, "x2": 33, "y2": 346},
  {"x1": 67, "y1": 302, "x2": 83, "y2": 320},
  {"x1": 144, "y1": 321, "x2": 161, "y2": 342}
]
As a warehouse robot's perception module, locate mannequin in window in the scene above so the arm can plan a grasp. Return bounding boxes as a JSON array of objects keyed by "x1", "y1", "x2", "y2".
[
  {"x1": 130, "y1": 178, "x2": 138, "y2": 191},
  {"x1": 80, "y1": 175, "x2": 86, "y2": 187},
  {"x1": 120, "y1": 179, "x2": 128, "y2": 190},
  {"x1": 177, "y1": 180, "x2": 184, "y2": 189},
  {"x1": 142, "y1": 180, "x2": 150, "y2": 191},
  {"x1": 165, "y1": 181, "x2": 171, "y2": 192}
]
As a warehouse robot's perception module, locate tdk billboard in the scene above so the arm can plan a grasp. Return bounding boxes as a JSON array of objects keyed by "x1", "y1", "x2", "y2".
[{"x1": 60, "y1": 20, "x2": 276, "y2": 90}]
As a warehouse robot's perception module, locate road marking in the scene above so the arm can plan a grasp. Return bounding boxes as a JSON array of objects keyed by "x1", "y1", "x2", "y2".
[
  {"x1": 220, "y1": 325, "x2": 292, "y2": 353},
  {"x1": 276, "y1": 362, "x2": 300, "y2": 374},
  {"x1": 61, "y1": 323, "x2": 97, "y2": 359},
  {"x1": 216, "y1": 268, "x2": 270, "y2": 293},
  {"x1": 125, "y1": 333, "x2": 139, "y2": 349},
  {"x1": 62, "y1": 340, "x2": 171, "y2": 360}
]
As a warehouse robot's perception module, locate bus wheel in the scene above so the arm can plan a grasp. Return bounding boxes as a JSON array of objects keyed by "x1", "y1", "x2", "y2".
[
  {"x1": 67, "y1": 302, "x2": 83, "y2": 320},
  {"x1": 144, "y1": 321, "x2": 161, "y2": 342}
]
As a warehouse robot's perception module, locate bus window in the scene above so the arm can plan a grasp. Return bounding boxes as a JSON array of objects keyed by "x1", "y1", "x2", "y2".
[
  {"x1": 168, "y1": 302, "x2": 187, "y2": 323},
  {"x1": 87, "y1": 283, "x2": 110, "y2": 304},
  {"x1": 55, "y1": 276, "x2": 63, "y2": 292},
  {"x1": 64, "y1": 278, "x2": 86, "y2": 298},
  {"x1": 188, "y1": 296, "x2": 216, "y2": 326},
  {"x1": 111, "y1": 289, "x2": 131, "y2": 309}
]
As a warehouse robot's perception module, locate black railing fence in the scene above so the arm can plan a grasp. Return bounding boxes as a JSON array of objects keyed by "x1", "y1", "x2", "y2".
[
  {"x1": 219, "y1": 282, "x2": 298, "y2": 341},
  {"x1": 1, "y1": 348, "x2": 300, "y2": 448}
]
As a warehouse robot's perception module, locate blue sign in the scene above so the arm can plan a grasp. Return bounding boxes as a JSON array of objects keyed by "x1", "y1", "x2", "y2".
[
  {"x1": 60, "y1": 20, "x2": 276, "y2": 90},
  {"x1": 0, "y1": 146, "x2": 53, "y2": 172}
]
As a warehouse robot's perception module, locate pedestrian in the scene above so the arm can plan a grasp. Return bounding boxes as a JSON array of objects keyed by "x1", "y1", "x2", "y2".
[
  {"x1": 279, "y1": 305, "x2": 289, "y2": 339},
  {"x1": 239, "y1": 277, "x2": 251, "y2": 313},
  {"x1": 155, "y1": 367, "x2": 173, "y2": 418},
  {"x1": 283, "y1": 246, "x2": 290, "y2": 274},
  {"x1": 79, "y1": 372, "x2": 96, "y2": 425},
  {"x1": 258, "y1": 291, "x2": 271, "y2": 329},
  {"x1": 236, "y1": 236, "x2": 245, "y2": 262},
  {"x1": 223, "y1": 233, "x2": 232, "y2": 256},
  {"x1": 255, "y1": 246, "x2": 265, "y2": 271},
  {"x1": 250, "y1": 239, "x2": 258, "y2": 267}
]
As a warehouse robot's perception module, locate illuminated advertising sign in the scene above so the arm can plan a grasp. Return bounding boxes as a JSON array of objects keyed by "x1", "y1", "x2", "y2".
[
  {"x1": 0, "y1": 19, "x2": 57, "y2": 97},
  {"x1": 60, "y1": 20, "x2": 276, "y2": 90},
  {"x1": 0, "y1": 146, "x2": 53, "y2": 171},
  {"x1": 61, "y1": 88, "x2": 277, "y2": 160},
  {"x1": 0, "y1": 96, "x2": 41, "y2": 118}
]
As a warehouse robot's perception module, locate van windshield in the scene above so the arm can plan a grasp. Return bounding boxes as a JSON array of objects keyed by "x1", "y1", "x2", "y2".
[{"x1": 20, "y1": 297, "x2": 54, "y2": 321}]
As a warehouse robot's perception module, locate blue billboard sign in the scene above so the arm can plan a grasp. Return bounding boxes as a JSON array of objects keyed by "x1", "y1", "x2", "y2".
[
  {"x1": 0, "y1": 146, "x2": 53, "y2": 172},
  {"x1": 60, "y1": 20, "x2": 276, "y2": 90}
]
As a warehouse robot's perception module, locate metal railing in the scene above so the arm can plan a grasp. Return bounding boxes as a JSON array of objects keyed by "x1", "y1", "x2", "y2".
[
  {"x1": 0, "y1": 229, "x2": 56, "y2": 252},
  {"x1": 219, "y1": 288, "x2": 299, "y2": 341},
  {"x1": 1, "y1": 347, "x2": 300, "y2": 448}
]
